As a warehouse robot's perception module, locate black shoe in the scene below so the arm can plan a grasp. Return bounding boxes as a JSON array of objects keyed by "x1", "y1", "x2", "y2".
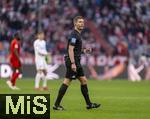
[
  {"x1": 53, "y1": 105, "x2": 65, "y2": 111},
  {"x1": 86, "y1": 103, "x2": 101, "y2": 109}
]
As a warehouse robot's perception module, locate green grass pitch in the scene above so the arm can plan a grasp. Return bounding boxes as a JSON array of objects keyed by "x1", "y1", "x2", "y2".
[{"x1": 0, "y1": 78, "x2": 150, "y2": 119}]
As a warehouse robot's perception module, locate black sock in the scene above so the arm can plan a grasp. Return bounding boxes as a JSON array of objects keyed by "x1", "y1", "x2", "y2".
[
  {"x1": 54, "y1": 83, "x2": 68, "y2": 106},
  {"x1": 81, "y1": 84, "x2": 91, "y2": 105}
]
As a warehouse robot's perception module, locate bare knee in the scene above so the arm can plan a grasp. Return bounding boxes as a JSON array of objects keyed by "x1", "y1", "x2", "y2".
[
  {"x1": 63, "y1": 78, "x2": 71, "y2": 86},
  {"x1": 78, "y1": 77, "x2": 87, "y2": 85},
  {"x1": 37, "y1": 70, "x2": 43, "y2": 74}
]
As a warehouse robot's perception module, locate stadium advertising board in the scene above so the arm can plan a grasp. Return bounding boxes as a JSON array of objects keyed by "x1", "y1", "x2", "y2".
[{"x1": 0, "y1": 55, "x2": 127, "y2": 78}]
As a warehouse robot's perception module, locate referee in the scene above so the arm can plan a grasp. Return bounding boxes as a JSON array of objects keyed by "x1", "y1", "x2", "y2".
[{"x1": 53, "y1": 16, "x2": 101, "y2": 110}]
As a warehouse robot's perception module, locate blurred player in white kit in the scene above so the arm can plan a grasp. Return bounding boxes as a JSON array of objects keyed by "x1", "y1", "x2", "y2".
[{"x1": 34, "y1": 32, "x2": 50, "y2": 90}]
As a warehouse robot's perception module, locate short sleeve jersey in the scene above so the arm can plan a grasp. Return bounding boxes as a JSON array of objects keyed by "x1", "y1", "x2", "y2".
[
  {"x1": 10, "y1": 38, "x2": 20, "y2": 60},
  {"x1": 67, "y1": 30, "x2": 82, "y2": 57}
]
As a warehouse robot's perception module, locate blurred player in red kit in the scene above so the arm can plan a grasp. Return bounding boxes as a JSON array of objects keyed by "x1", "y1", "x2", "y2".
[{"x1": 6, "y1": 32, "x2": 22, "y2": 90}]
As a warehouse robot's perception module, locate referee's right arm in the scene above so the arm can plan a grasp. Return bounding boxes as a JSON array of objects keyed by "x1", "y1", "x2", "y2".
[{"x1": 68, "y1": 45, "x2": 76, "y2": 72}]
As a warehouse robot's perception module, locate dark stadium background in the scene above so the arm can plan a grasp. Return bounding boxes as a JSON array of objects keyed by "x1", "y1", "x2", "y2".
[
  {"x1": 0, "y1": 1, "x2": 150, "y2": 119},
  {"x1": 0, "y1": 0, "x2": 149, "y2": 79}
]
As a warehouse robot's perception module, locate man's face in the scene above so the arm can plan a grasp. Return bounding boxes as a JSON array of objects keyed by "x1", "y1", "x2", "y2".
[
  {"x1": 38, "y1": 33, "x2": 45, "y2": 40},
  {"x1": 75, "y1": 19, "x2": 84, "y2": 30}
]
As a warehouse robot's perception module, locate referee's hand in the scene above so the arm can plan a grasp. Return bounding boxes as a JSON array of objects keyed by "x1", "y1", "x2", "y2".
[
  {"x1": 84, "y1": 48, "x2": 92, "y2": 54},
  {"x1": 71, "y1": 63, "x2": 77, "y2": 72}
]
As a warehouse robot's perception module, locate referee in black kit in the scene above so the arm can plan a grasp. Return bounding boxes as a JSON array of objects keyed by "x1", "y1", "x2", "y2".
[{"x1": 53, "y1": 16, "x2": 101, "y2": 110}]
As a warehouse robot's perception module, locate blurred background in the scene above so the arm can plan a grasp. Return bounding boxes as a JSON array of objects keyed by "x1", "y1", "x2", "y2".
[{"x1": 0, "y1": 0, "x2": 149, "y2": 80}]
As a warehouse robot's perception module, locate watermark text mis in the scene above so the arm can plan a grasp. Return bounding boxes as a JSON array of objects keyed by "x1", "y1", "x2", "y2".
[{"x1": 0, "y1": 94, "x2": 50, "y2": 119}]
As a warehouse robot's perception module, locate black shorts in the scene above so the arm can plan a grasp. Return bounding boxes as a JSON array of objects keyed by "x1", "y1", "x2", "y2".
[{"x1": 64, "y1": 56, "x2": 84, "y2": 80}]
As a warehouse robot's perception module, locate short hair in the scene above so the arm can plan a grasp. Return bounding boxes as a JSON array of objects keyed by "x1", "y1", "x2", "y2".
[
  {"x1": 73, "y1": 16, "x2": 84, "y2": 24},
  {"x1": 13, "y1": 32, "x2": 21, "y2": 41},
  {"x1": 37, "y1": 31, "x2": 44, "y2": 35},
  {"x1": 35, "y1": 31, "x2": 44, "y2": 39}
]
